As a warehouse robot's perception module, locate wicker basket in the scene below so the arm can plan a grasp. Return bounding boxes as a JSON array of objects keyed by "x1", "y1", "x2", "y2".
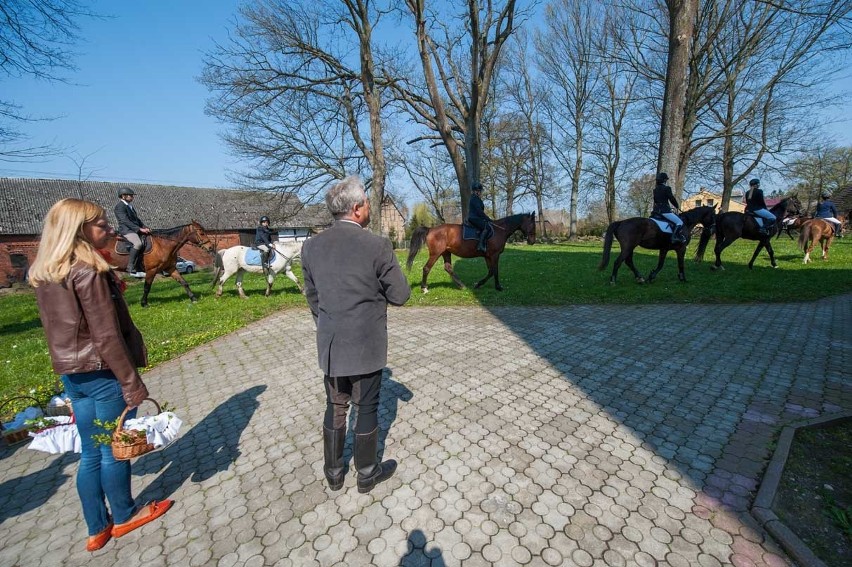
[
  {"x1": 112, "y1": 399, "x2": 160, "y2": 461},
  {"x1": 0, "y1": 395, "x2": 44, "y2": 447},
  {"x1": 44, "y1": 402, "x2": 73, "y2": 417}
]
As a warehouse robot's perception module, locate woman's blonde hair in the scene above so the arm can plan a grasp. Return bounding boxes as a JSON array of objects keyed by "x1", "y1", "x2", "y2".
[{"x1": 29, "y1": 198, "x2": 112, "y2": 286}]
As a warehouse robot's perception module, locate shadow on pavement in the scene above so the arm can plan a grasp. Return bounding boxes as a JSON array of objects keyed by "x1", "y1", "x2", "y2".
[
  {"x1": 399, "y1": 529, "x2": 445, "y2": 566},
  {"x1": 132, "y1": 385, "x2": 266, "y2": 502},
  {"x1": 378, "y1": 369, "x2": 413, "y2": 458},
  {"x1": 0, "y1": 453, "x2": 78, "y2": 525}
]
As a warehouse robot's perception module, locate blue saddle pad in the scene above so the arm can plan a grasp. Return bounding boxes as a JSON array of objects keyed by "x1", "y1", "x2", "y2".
[
  {"x1": 462, "y1": 223, "x2": 494, "y2": 241},
  {"x1": 245, "y1": 248, "x2": 276, "y2": 266}
]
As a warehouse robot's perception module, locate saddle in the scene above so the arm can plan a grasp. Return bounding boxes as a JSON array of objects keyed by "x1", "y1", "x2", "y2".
[
  {"x1": 746, "y1": 212, "x2": 774, "y2": 232},
  {"x1": 245, "y1": 248, "x2": 277, "y2": 266},
  {"x1": 113, "y1": 235, "x2": 152, "y2": 255},
  {"x1": 649, "y1": 215, "x2": 675, "y2": 233},
  {"x1": 462, "y1": 223, "x2": 494, "y2": 241}
]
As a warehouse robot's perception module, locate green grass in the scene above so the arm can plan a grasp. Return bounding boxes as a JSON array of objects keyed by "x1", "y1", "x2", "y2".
[{"x1": 1, "y1": 235, "x2": 850, "y2": 406}]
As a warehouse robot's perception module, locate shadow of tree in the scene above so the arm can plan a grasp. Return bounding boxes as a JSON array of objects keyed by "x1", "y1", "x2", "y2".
[
  {"x1": 132, "y1": 385, "x2": 266, "y2": 503},
  {"x1": 0, "y1": 453, "x2": 78, "y2": 525},
  {"x1": 399, "y1": 529, "x2": 446, "y2": 566}
]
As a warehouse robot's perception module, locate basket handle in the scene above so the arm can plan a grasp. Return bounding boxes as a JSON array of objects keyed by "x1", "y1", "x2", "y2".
[{"x1": 116, "y1": 398, "x2": 161, "y2": 433}]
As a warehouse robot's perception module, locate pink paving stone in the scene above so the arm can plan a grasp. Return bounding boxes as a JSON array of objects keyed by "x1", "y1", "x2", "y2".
[
  {"x1": 731, "y1": 554, "x2": 758, "y2": 567},
  {"x1": 692, "y1": 506, "x2": 712, "y2": 520},
  {"x1": 762, "y1": 552, "x2": 791, "y2": 567},
  {"x1": 738, "y1": 523, "x2": 765, "y2": 544},
  {"x1": 731, "y1": 537, "x2": 767, "y2": 563},
  {"x1": 695, "y1": 493, "x2": 722, "y2": 509},
  {"x1": 709, "y1": 511, "x2": 744, "y2": 534}
]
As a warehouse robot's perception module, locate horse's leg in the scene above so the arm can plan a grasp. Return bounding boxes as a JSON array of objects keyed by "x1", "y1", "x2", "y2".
[
  {"x1": 442, "y1": 252, "x2": 468, "y2": 289},
  {"x1": 676, "y1": 248, "x2": 687, "y2": 282},
  {"x1": 420, "y1": 252, "x2": 441, "y2": 294},
  {"x1": 713, "y1": 237, "x2": 732, "y2": 270},
  {"x1": 622, "y1": 251, "x2": 645, "y2": 284},
  {"x1": 265, "y1": 269, "x2": 274, "y2": 297},
  {"x1": 473, "y1": 254, "x2": 496, "y2": 290},
  {"x1": 822, "y1": 236, "x2": 831, "y2": 260},
  {"x1": 236, "y1": 271, "x2": 248, "y2": 299},
  {"x1": 216, "y1": 266, "x2": 236, "y2": 298},
  {"x1": 493, "y1": 256, "x2": 503, "y2": 291},
  {"x1": 141, "y1": 278, "x2": 153, "y2": 308},
  {"x1": 748, "y1": 240, "x2": 765, "y2": 269},
  {"x1": 170, "y1": 272, "x2": 198, "y2": 302},
  {"x1": 284, "y1": 262, "x2": 303, "y2": 293},
  {"x1": 763, "y1": 239, "x2": 778, "y2": 268},
  {"x1": 647, "y1": 250, "x2": 669, "y2": 283}
]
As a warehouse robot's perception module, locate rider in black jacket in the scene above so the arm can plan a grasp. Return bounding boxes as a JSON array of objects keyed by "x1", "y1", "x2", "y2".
[
  {"x1": 255, "y1": 216, "x2": 276, "y2": 269},
  {"x1": 744, "y1": 178, "x2": 776, "y2": 235},
  {"x1": 652, "y1": 173, "x2": 686, "y2": 243},
  {"x1": 467, "y1": 183, "x2": 492, "y2": 252}
]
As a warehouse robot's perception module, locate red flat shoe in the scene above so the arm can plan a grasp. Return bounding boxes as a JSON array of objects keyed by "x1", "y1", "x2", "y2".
[
  {"x1": 86, "y1": 522, "x2": 113, "y2": 551},
  {"x1": 111, "y1": 500, "x2": 174, "y2": 538}
]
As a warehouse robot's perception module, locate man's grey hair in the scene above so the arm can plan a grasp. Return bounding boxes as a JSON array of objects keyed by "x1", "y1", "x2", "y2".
[{"x1": 325, "y1": 175, "x2": 367, "y2": 218}]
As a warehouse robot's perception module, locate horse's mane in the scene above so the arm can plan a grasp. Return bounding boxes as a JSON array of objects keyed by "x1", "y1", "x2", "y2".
[
  {"x1": 770, "y1": 196, "x2": 798, "y2": 214},
  {"x1": 151, "y1": 224, "x2": 191, "y2": 238},
  {"x1": 495, "y1": 212, "x2": 534, "y2": 224}
]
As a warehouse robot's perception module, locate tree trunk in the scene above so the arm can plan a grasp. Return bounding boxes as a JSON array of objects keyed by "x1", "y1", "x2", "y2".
[{"x1": 658, "y1": 0, "x2": 699, "y2": 201}]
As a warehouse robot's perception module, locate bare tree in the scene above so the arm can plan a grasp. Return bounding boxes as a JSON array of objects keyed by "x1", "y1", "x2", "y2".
[
  {"x1": 389, "y1": 0, "x2": 520, "y2": 218},
  {"x1": 536, "y1": 0, "x2": 599, "y2": 239},
  {"x1": 1, "y1": 0, "x2": 93, "y2": 161},
  {"x1": 624, "y1": 173, "x2": 656, "y2": 216},
  {"x1": 397, "y1": 145, "x2": 458, "y2": 222},
  {"x1": 502, "y1": 30, "x2": 553, "y2": 236},
  {"x1": 201, "y1": 0, "x2": 393, "y2": 232},
  {"x1": 787, "y1": 144, "x2": 852, "y2": 211}
]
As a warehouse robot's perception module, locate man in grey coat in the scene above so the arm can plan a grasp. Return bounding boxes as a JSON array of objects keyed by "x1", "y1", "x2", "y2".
[{"x1": 301, "y1": 175, "x2": 411, "y2": 494}]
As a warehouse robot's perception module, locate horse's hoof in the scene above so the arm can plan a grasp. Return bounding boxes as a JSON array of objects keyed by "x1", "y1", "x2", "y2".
[
  {"x1": 190, "y1": 297, "x2": 198, "y2": 303},
  {"x1": 495, "y1": 286, "x2": 503, "y2": 292},
  {"x1": 636, "y1": 278, "x2": 645, "y2": 284},
  {"x1": 609, "y1": 281, "x2": 616, "y2": 286}
]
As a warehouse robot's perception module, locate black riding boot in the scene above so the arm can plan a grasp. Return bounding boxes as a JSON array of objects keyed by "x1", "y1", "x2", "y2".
[
  {"x1": 672, "y1": 226, "x2": 686, "y2": 243},
  {"x1": 354, "y1": 428, "x2": 397, "y2": 494},
  {"x1": 127, "y1": 247, "x2": 141, "y2": 274},
  {"x1": 323, "y1": 426, "x2": 346, "y2": 491},
  {"x1": 477, "y1": 232, "x2": 488, "y2": 252}
]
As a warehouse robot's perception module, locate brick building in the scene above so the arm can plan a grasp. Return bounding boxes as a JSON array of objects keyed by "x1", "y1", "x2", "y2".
[{"x1": 0, "y1": 178, "x2": 333, "y2": 287}]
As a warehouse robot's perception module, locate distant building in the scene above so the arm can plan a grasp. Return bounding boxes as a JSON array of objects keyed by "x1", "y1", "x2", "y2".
[
  {"x1": 686, "y1": 188, "x2": 744, "y2": 213},
  {"x1": 380, "y1": 195, "x2": 406, "y2": 246},
  {"x1": 0, "y1": 178, "x2": 333, "y2": 287}
]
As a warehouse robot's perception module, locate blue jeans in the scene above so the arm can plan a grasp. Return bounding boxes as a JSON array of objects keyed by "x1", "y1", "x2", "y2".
[{"x1": 62, "y1": 370, "x2": 139, "y2": 535}]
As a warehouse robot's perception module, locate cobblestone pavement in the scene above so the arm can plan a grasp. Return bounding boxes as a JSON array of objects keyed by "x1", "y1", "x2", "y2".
[{"x1": 1, "y1": 296, "x2": 850, "y2": 567}]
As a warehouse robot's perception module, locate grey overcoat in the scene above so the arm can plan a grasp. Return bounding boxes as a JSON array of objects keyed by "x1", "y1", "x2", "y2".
[{"x1": 301, "y1": 220, "x2": 411, "y2": 377}]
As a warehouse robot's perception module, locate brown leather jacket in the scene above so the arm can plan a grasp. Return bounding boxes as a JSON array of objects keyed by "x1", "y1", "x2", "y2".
[{"x1": 35, "y1": 263, "x2": 149, "y2": 406}]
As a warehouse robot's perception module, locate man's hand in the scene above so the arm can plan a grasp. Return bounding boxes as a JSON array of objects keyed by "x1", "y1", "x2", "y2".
[{"x1": 140, "y1": 228, "x2": 151, "y2": 234}]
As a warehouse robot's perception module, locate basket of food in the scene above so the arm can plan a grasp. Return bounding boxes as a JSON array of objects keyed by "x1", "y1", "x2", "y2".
[{"x1": 111, "y1": 399, "x2": 161, "y2": 461}]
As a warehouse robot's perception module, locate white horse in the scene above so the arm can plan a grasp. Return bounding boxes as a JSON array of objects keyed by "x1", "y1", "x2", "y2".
[{"x1": 212, "y1": 240, "x2": 303, "y2": 298}]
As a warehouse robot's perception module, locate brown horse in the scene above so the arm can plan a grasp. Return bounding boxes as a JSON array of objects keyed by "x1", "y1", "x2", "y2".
[
  {"x1": 405, "y1": 213, "x2": 536, "y2": 293},
  {"x1": 709, "y1": 196, "x2": 801, "y2": 270},
  {"x1": 105, "y1": 221, "x2": 214, "y2": 307},
  {"x1": 599, "y1": 206, "x2": 717, "y2": 284},
  {"x1": 798, "y1": 218, "x2": 835, "y2": 263}
]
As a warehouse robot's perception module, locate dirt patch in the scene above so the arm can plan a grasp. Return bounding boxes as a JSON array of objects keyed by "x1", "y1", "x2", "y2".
[{"x1": 773, "y1": 418, "x2": 852, "y2": 566}]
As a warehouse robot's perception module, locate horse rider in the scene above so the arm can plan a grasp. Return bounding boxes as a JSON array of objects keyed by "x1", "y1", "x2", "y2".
[
  {"x1": 114, "y1": 187, "x2": 151, "y2": 277},
  {"x1": 467, "y1": 182, "x2": 492, "y2": 252},
  {"x1": 744, "y1": 178, "x2": 776, "y2": 235},
  {"x1": 652, "y1": 172, "x2": 686, "y2": 243},
  {"x1": 815, "y1": 193, "x2": 843, "y2": 238},
  {"x1": 255, "y1": 216, "x2": 276, "y2": 269}
]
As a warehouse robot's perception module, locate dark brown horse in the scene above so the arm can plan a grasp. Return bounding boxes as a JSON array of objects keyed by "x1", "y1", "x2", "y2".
[
  {"x1": 405, "y1": 213, "x2": 536, "y2": 293},
  {"x1": 708, "y1": 196, "x2": 801, "y2": 270},
  {"x1": 599, "y1": 206, "x2": 717, "y2": 284},
  {"x1": 104, "y1": 221, "x2": 214, "y2": 307},
  {"x1": 798, "y1": 218, "x2": 835, "y2": 263}
]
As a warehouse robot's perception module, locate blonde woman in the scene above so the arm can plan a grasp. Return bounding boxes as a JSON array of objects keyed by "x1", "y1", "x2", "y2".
[{"x1": 29, "y1": 199, "x2": 172, "y2": 552}]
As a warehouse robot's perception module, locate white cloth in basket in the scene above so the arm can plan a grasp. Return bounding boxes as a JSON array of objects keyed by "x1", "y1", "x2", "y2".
[
  {"x1": 122, "y1": 412, "x2": 182, "y2": 449},
  {"x1": 27, "y1": 416, "x2": 81, "y2": 454}
]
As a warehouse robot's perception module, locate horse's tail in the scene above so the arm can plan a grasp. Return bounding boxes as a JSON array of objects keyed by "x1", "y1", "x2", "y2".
[
  {"x1": 210, "y1": 250, "x2": 224, "y2": 289},
  {"x1": 598, "y1": 221, "x2": 619, "y2": 271},
  {"x1": 694, "y1": 226, "x2": 712, "y2": 262},
  {"x1": 798, "y1": 222, "x2": 811, "y2": 252},
  {"x1": 406, "y1": 226, "x2": 429, "y2": 271}
]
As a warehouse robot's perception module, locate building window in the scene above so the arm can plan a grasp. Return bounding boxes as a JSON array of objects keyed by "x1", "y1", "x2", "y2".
[
  {"x1": 10, "y1": 254, "x2": 28, "y2": 269},
  {"x1": 707, "y1": 199, "x2": 715, "y2": 206},
  {"x1": 695, "y1": 199, "x2": 701, "y2": 207}
]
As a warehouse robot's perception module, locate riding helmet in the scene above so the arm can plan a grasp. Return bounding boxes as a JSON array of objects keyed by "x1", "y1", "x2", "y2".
[
  {"x1": 821, "y1": 193, "x2": 830, "y2": 199},
  {"x1": 118, "y1": 187, "x2": 135, "y2": 197},
  {"x1": 259, "y1": 216, "x2": 270, "y2": 223},
  {"x1": 749, "y1": 178, "x2": 760, "y2": 187},
  {"x1": 472, "y1": 182, "x2": 483, "y2": 192},
  {"x1": 656, "y1": 172, "x2": 669, "y2": 183}
]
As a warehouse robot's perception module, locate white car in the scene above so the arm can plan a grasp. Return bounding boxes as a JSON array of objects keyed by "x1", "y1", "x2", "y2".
[{"x1": 162, "y1": 256, "x2": 196, "y2": 275}]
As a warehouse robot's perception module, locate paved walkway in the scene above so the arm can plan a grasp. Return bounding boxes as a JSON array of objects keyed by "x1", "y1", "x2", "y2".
[{"x1": 1, "y1": 296, "x2": 850, "y2": 567}]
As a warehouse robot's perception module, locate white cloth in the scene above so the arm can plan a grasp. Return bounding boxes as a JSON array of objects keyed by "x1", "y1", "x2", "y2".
[
  {"x1": 27, "y1": 416, "x2": 81, "y2": 454},
  {"x1": 122, "y1": 412, "x2": 182, "y2": 449},
  {"x1": 47, "y1": 395, "x2": 71, "y2": 408}
]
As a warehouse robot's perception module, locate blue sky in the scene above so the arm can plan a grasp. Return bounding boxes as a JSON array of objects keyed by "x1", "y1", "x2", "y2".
[{"x1": 1, "y1": 1, "x2": 851, "y2": 196}]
